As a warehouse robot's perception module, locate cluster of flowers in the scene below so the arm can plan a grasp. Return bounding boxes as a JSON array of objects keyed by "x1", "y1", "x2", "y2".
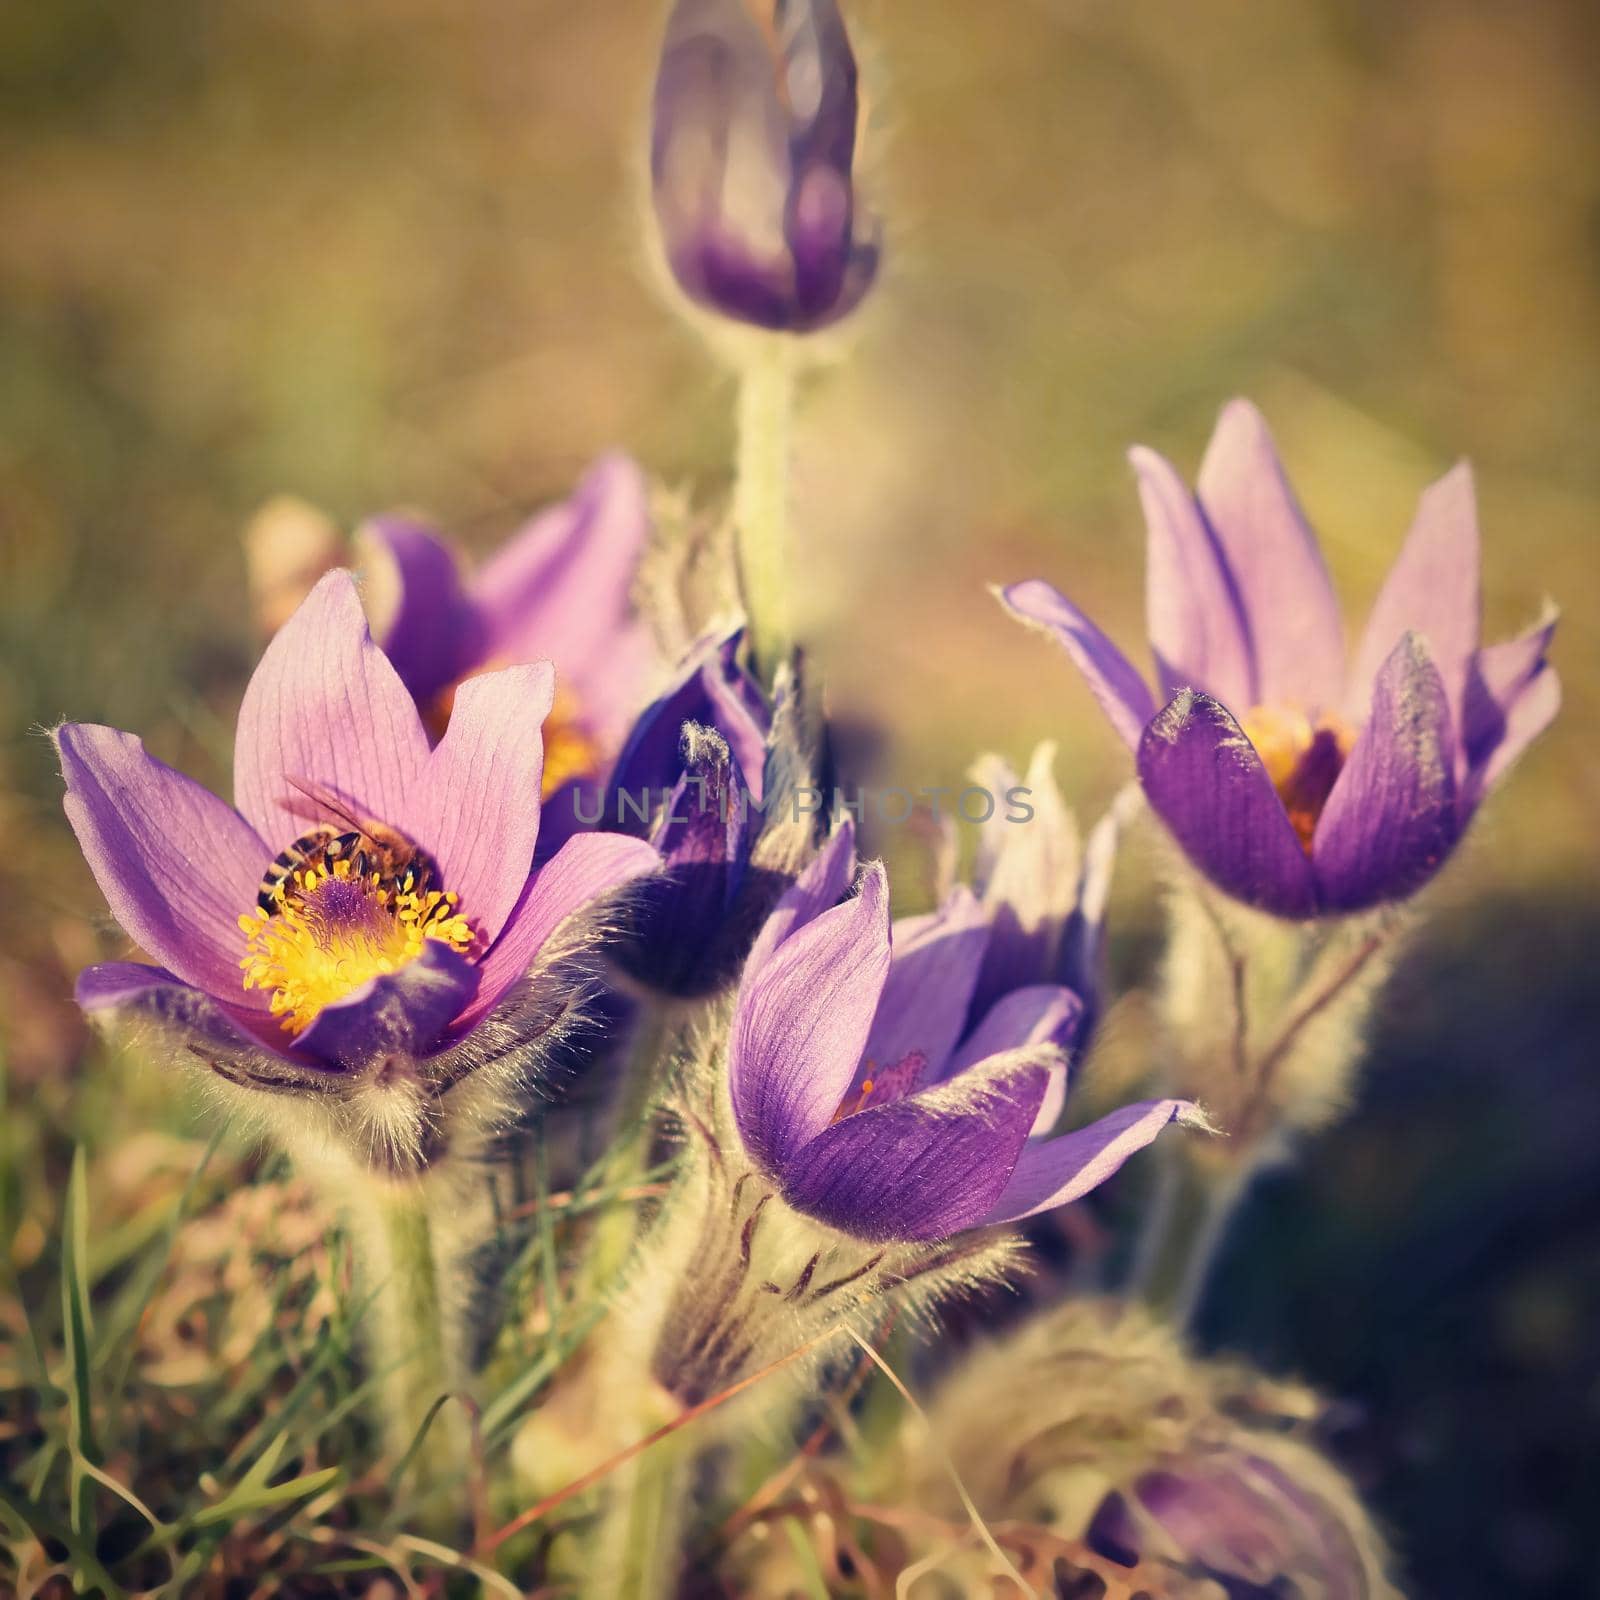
[{"x1": 55, "y1": 1, "x2": 1558, "y2": 1593}]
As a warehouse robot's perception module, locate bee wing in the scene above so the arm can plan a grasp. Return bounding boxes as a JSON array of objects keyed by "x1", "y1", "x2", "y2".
[
  {"x1": 281, "y1": 774, "x2": 420, "y2": 854},
  {"x1": 280, "y1": 774, "x2": 376, "y2": 834}
]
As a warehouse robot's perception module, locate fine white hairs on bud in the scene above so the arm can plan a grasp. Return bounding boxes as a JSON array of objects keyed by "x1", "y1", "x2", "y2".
[
  {"x1": 871, "y1": 1298, "x2": 1402, "y2": 1600},
  {"x1": 607, "y1": 1027, "x2": 1022, "y2": 1442}
]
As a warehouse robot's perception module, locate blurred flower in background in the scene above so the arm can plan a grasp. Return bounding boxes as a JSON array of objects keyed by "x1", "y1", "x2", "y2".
[{"x1": 650, "y1": 0, "x2": 879, "y2": 332}]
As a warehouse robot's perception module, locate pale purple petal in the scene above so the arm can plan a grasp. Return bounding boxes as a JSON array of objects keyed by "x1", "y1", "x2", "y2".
[
  {"x1": 729, "y1": 861, "x2": 890, "y2": 1175},
  {"x1": 981, "y1": 1098, "x2": 1194, "y2": 1225},
  {"x1": 1138, "y1": 691, "x2": 1318, "y2": 918},
  {"x1": 1348, "y1": 462, "x2": 1480, "y2": 738},
  {"x1": 1313, "y1": 633, "x2": 1459, "y2": 912},
  {"x1": 233, "y1": 571, "x2": 431, "y2": 850},
  {"x1": 358, "y1": 515, "x2": 485, "y2": 707},
  {"x1": 1460, "y1": 605, "x2": 1561, "y2": 811},
  {"x1": 452, "y1": 831, "x2": 661, "y2": 1035},
  {"x1": 294, "y1": 942, "x2": 480, "y2": 1068},
  {"x1": 1195, "y1": 400, "x2": 1345, "y2": 711},
  {"x1": 946, "y1": 985, "x2": 1084, "y2": 1079},
  {"x1": 967, "y1": 743, "x2": 1079, "y2": 1016},
  {"x1": 1132, "y1": 443, "x2": 1255, "y2": 708},
  {"x1": 860, "y1": 888, "x2": 991, "y2": 1086},
  {"x1": 741, "y1": 818, "x2": 857, "y2": 979},
  {"x1": 76, "y1": 962, "x2": 300, "y2": 1061},
  {"x1": 946, "y1": 984, "x2": 1084, "y2": 1135},
  {"x1": 413, "y1": 662, "x2": 556, "y2": 945},
  {"x1": 56, "y1": 723, "x2": 270, "y2": 1003},
  {"x1": 781, "y1": 1051, "x2": 1053, "y2": 1242},
  {"x1": 999, "y1": 579, "x2": 1155, "y2": 751},
  {"x1": 470, "y1": 455, "x2": 656, "y2": 739},
  {"x1": 1057, "y1": 789, "x2": 1130, "y2": 1021}
]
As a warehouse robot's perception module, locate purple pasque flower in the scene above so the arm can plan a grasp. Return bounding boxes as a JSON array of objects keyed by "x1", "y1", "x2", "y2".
[
  {"x1": 650, "y1": 0, "x2": 879, "y2": 333},
  {"x1": 358, "y1": 453, "x2": 659, "y2": 818},
  {"x1": 726, "y1": 824, "x2": 1195, "y2": 1244},
  {"x1": 56, "y1": 570, "x2": 658, "y2": 1077},
  {"x1": 1002, "y1": 399, "x2": 1560, "y2": 919}
]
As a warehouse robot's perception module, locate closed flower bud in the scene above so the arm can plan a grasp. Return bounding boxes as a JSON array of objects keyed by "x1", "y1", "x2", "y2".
[
  {"x1": 650, "y1": 0, "x2": 879, "y2": 333},
  {"x1": 884, "y1": 1300, "x2": 1399, "y2": 1599}
]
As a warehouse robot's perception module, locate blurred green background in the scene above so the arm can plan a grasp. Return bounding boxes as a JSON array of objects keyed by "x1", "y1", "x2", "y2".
[{"x1": 2, "y1": 2, "x2": 1596, "y2": 1594}]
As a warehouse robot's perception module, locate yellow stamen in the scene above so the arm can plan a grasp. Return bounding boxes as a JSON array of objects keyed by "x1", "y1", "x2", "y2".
[
  {"x1": 239, "y1": 864, "x2": 475, "y2": 1036},
  {"x1": 1240, "y1": 703, "x2": 1356, "y2": 852}
]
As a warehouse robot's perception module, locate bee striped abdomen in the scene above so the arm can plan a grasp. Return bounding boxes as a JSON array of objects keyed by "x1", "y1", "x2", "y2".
[{"x1": 256, "y1": 828, "x2": 364, "y2": 914}]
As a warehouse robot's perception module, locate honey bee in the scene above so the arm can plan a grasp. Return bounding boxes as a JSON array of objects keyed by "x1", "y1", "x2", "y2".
[{"x1": 256, "y1": 778, "x2": 438, "y2": 914}]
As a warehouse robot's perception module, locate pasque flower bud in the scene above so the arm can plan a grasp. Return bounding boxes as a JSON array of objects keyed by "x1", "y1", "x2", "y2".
[{"x1": 650, "y1": 0, "x2": 879, "y2": 332}]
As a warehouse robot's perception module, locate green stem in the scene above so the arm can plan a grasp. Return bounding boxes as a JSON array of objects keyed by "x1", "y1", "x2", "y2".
[
  {"x1": 341, "y1": 1176, "x2": 468, "y2": 1505},
  {"x1": 733, "y1": 336, "x2": 796, "y2": 686},
  {"x1": 576, "y1": 1006, "x2": 679, "y2": 1304},
  {"x1": 1131, "y1": 1149, "x2": 1254, "y2": 1330},
  {"x1": 589, "y1": 1430, "x2": 691, "y2": 1600}
]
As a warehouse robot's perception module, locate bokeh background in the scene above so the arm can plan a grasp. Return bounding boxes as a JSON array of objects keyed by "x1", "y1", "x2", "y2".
[{"x1": 2, "y1": 1, "x2": 1596, "y2": 1594}]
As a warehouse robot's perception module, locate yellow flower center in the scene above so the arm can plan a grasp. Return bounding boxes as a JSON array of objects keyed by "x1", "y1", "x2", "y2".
[
  {"x1": 1239, "y1": 703, "x2": 1356, "y2": 853},
  {"x1": 238, "y1": 842, "x2": 475, "y2": 1036}
]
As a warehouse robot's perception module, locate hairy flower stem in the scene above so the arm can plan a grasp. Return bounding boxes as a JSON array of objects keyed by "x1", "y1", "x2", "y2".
[
  {"x1": 335, "y1": 1172, "x2": 470, "y2": 1515},
  {"x1": 591, "y1": 1429, "x2": 692, "y2": 1600},
  {"x1": 1145, "y1": 879, "x2": 1404, "y2": 1327},
  {"x1": 733, "y1": 335, "x2": 795, "y2": 687},
  {"x1": 1131, "y1": 1148, "x2": 1257, "y2": 1328},
  {"x1": 577, "y1": 1005, "x2": 681, "y2": 1304}
]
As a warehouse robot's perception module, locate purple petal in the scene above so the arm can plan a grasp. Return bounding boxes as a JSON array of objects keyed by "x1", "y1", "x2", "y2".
[
  {"x1": 413, "y1": 662, "x2": 556, "y2": 945},
  {"x1": 76, "y1": 962, "x2": 300, "y2": 1061},
  {"x1": 1195, "y1": 400, "x2": 1345, "y2": 711},
  {"x1": 1348, "y1": 462, "x2": 1480, "y2": 739},
  {"x1": 981, "y1": 1098, "x2": 1194, "y2": 1225},
  {"x1": 741, "y1": 818, "x2": 857, "y2": 979},
  {"x1": 967, "y1": 744, "x2": 1079, "y2": 1016},
  {"x1": 947, "y1": 986, "x2": 1085, "y2": 1078},
  {"x1": 452, "y1": 831, "x2": 660, "y2": 1036},
  {"x1": 470, "y1": 455, "x2": 657, "y2": 743},
  {"x1": 947, "y1": 984, "x2": 1085, "y2": 1135},
  {"x1": 1131, "y1": 443, "x2": 1255, "y2": 708},
  {"x1": 858, "y1": 888, "x2": 991, "y2": 1087},
  {"x1": 1056, "y1": 792, "x2": 1128, "y2": 1025},
  {"x1": 696, "y1": 632, "x2": 770, "y2": 805},
  {"x1": 1313, "y1": 633, "x2": 1459, "y2": 913},
  {"x1": 294, "y1": 942, "x2": 481, "y2": 1068},
  {"x1": 729, "y1": 861, "x2": 890, "y2": 1176},
  {"x1": 608, "y1": 628, "x2": 768, "y2": 808},
  {"x1": 1135, "y1": 1470, "x2": 1292, "y2": 1580},
  {"x1": 1138, "y1": 691, "x2": 1318, "y2": 918},
  {"x1": 1460, "y1": 605, "x2": 1561, "y2": 811},
  {"x1": 999, "y1": 580, "x2": 1155, "y2": 751},
  {"x1": 358, "y1": 515, "x2": 485, "y2": 708},
  {"x1": 233, "y1": 570, "x2": 431, "y2": 851},
  {"x1": 782, "y1": 1051, "x2": 1053, "y2": 1243},
  {"x1": 56, "y1": 724, "x2": 270, "y2": 1003},
  {"x1": 616, "y1": 724, "x2": 750, "y2": 997}
]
